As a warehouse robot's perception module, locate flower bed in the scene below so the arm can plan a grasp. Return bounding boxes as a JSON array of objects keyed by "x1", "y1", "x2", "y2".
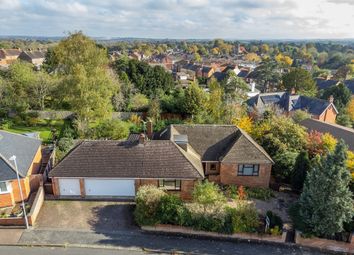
[
  {"x1": 0, "y1": 186, "x2": 44, "y2": 227},
  {"x1": 295, "y1": 230, "x2": 354, "y2": 254},
  {"x1": 142, "y1": 224, "x2": 287, "y2": 244}
]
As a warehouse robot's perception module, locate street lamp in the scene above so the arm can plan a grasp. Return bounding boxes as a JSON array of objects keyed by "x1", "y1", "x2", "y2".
[{"x1": 9, "y1": 155, "x2": 29, "y2": 229}]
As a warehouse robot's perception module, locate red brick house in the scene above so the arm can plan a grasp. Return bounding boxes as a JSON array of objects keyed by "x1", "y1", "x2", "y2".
[
  {"x1": 0, "y1": 131, "x2": 42, "y2": 208},
  {"x1": 49, "y1": 125, "x2": 273, "y2": 200}
]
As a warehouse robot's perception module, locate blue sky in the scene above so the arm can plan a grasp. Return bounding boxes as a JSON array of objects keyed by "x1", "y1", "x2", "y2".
[{"x1": 1, "y1": 0, "x2": 354, "y2": 39}]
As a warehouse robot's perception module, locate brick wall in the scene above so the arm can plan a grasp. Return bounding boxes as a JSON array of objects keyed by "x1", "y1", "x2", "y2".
[
  {"x1": 220, "y1": 163, "x2": 272, "y2": 188},
  {"x1": 135, "y1": 179, "x2": 197, "y2": 200},
  {"x1": 11, "y1": 177, "x2": 31, "y2": 203},
  {"x1": 319, "y1": 105, "x2": 337, "y2": 123},
  {"x1": 0, "y1": 192, "x2": 14, "y2": 208}
]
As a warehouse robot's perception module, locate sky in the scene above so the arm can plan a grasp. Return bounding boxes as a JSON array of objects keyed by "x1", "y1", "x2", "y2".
[{"x1": 0, "y1": 0, "x2": 354, "y2": 39}]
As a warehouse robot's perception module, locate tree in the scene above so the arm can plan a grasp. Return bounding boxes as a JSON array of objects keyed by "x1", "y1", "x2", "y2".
[
  {"x1": 321, "y1": 83, "x2": 351, "y2": 112},
  {"x1": 322, "y1": 133, "x2": 337, "y2": 153},
  {"x1": 244, "y1": 53, "x2": 261, "y2": 62},
  {"x1": 233, "y1": 116, "x2": 253, "y2": 133},
  {"x1": 222, "y1": 72, "x2": 249, "y2": 103},
  {"x1": 147, "y1": 97, "x2": 161, "y2": 122},
  {"x1": 92, "y1": 119, "x2": 130, "y2": 140},
  {"x1": 282, "y1": 68, "x2": 317, "y2": 97},
  {"x1": 291, "y1": 151, "x2": 311, "y2": 191},
  {"x1": 347, "y1": 99, "x2": 354, "y2": 122},
  {"x1": 251, "y1": 60, "x2": 281, "y2": 92},
  {"x1": 192, "y1": 181, "x2": 226, "y2": 213},
  {"x1": 52, "y1": 32, "x2": 115, "y2": 122},
  {"x1": 183, "y1": 81, "x2": 206, "y2": 117},
  {"x1": 333, "y1": 65, "x2": 351, "y2": 80},
  {"x1": 206, "y1": 79, "x2": 224, "y2": 123},
  {"x1": 275, "y1": 53, "x2": 293, "y2": 67},
  {"x1": 298, "y1": 141, "x2": 354, "y2": 237},
  {"x1": 129, "y1": 93, "x2": 149, "y2": 111},
  {"x1": 31, "y1": 71, "x2": 56, "y2": 110}
]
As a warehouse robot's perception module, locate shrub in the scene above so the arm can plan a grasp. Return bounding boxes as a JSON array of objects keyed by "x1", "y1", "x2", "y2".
[
  {"x1": 227, "y1": 203, "x2": 260, "y2": 233},
  {"x1": 237, "y1": 186, "x2": 247, "y2": 200},
  {"x1": 157, "y1": 195, "x2": 184, "y2": 225},
  {"x1": 92, "y1": 119, "x2": 130, "y2": 140},
  {"x1": 57, "y1": 137, "x2": 74, "y2": 152},
  {"x1": 193, "y1": 181, "x2": 226, "y2": 213},
  {"x1": 134, "y1": 185, "x2": 166, "y2": 226},
  {"x1": 246, "y1": 187, "x2": 274, "y2": 201},
  {"x1": 189, "y1": 211, "x2": 229, "y2": 233}
]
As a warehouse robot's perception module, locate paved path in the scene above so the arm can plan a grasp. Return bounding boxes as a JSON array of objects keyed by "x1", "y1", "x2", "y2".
[
  {"x1": 0, "y1": 229, "x2": 24, "y2": 244},
  {"x1": 0, "y1": 246, "x2": 147, "y2": 255},
  {"x1": 19, "y1": 228, "x2": 326, "y2": 255}
]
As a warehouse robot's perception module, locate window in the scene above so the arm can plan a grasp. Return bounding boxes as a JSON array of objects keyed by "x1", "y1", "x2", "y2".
[
  {"x1": 0, "y1": 182, "x2": 9, "y2": 194},
  {"x1": 210, "y1": 163, "x2": 217, "y2": 171},
  {"x1": 238, "y1": 164, "x2": 259, "y2": 176},
  {"x1": 158, "y1": 179, "x2": 181, "y2": 191}
]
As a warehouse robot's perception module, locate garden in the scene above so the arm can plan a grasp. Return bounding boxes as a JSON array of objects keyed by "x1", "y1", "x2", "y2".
[{"x1": 134, "y1": 181, "x2": 284, "y2": 236}]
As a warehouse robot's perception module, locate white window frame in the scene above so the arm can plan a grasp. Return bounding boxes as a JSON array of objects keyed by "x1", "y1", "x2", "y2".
[{"x1": 0, "y1": 181, "x2": 11, "y2": 194}]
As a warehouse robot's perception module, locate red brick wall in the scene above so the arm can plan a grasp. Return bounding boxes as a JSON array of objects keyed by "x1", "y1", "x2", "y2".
[
  {"x1": 135, "y1": 179, "x2": 197, "y2": 200},
  {"x1": 319, "y1": 105, "x2": 337, "y2": 124},
  {"x1": 220, "y1": 163, "x2": 272, "y2": 188},
  {"x1": 0, "y1": 192, "x2": 14, "y2": 208}
]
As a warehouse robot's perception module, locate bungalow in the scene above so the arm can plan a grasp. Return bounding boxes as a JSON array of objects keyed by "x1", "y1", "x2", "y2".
[
  {"x1": 247, "y1": 91, "x2": 338, "y2": 123},
  {"x1": 49, "y1": 125, "x2": 273, "y2": 200},
  {"x1": 0, "y1": 131, "x2": 42, "y2": 208},
  {"x1": 18, "y1": 50, "x2": 46, "y2": 67},
  {"x1": 0, "y1": 49, "x2": 22, "y2": 66}
]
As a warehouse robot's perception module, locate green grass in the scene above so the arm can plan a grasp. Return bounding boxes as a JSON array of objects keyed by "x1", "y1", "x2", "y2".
[{"x1": 2, "y1": 119, "x2": 65, "y2": 144}]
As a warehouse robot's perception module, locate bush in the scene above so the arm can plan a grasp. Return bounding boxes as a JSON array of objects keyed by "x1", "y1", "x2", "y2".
[
  {"x1": 57, "y1": 137, "x2": 74, "y2": 152},
  {"x1": 193, "y1": 181, "x2": 226, "y2": 213},
  {"x1": 227, "y1": 203, "x2": 260, "y2": 233},
  {"x1": 246, "y1": 187, "x2": 274, "y2": 201},
  {"x1": 157, "y1": 195, "x2": 184, "y2": 225},
  {"x1": 91, "y1": 119, "x2": 130, "y2": 140},
  {"x1": 134, "y1": 185, "x2": 166, "y2": 226},
  {"x1": 189, "y1": 210, "x2": 229, "y2": 233}
]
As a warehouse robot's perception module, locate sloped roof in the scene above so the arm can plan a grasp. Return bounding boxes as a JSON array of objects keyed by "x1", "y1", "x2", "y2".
[
  {"x1": 300, "y1": 118, "x2": 354, "y2": 151},
  {"x1": 1, "y1": 49, "x2": 21, "y2": 57},
  {"x1": 49, "y1": 140, "x2": 204, "y2": 179},
  {"x1": 315, "y1": 78, "x2": 339, "y2": 90},
  {"x1": 247, "y1": 92, "x2": 338, "y2": 116},
  {"x1": 0, "y1": 130, "x2": 42, "y2": 181},
  {"x1": 161, "y1": 124, "x2": 273, "y2": 164},
  {"x1": 344, "y1": 80, "x2": 354, "y2": 94},
  {"x1": 21, "y1": 50, "x2": 46, "y2": 60}
]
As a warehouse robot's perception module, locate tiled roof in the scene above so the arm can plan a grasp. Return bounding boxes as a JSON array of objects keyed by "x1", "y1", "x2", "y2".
[
  {"x1": 315, "y1": 78, "x2": 338, "y2": 90},
  {"x1": 344, "y1": 80, "x2": 354, "y2": 94},
  {"x1": 300, "y1": 118, "x2": 354, "y2": 151},
  {"x1": 0, "y1": 130, "x2": 42, "y2": 181},
  {"x1": 247, "y1": 92, "x2": 338, "y2": 116},
  {"x1": 49, "y1": 140, "x2": 204, "y2": 179},
  {"x1": 21, "y1": 50, "x2": 46, "y2": 60},
  {"x1": 157, "y1": 124, "x2": 273, "y2": 163}
]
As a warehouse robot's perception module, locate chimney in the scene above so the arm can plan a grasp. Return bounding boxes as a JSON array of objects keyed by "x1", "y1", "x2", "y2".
[
  {"x1": 290, "y1": 87, "x2": 296, "y2": 95},
  {"x1": 139, "y1": 133, "x2": 146, "y2": 145},
  {"x1": 328, "y1": 95, "x2": 334, "y2": 104},
  {"x1": 174, "y1": 135, "x2": 188, "y2": 151},
  {"x1": 147, "y1": 121, "x2": 153, "y2": 139}
]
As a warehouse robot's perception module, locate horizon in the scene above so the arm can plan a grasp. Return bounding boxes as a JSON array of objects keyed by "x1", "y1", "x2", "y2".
[{"x1": 1, "y1": 0, "x2": 353, "y2": 40}]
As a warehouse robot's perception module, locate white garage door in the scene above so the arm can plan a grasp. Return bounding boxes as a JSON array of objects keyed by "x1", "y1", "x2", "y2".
[
  {"x1": 84, "y1": 179, "x2": 135, "y2": 197},
  {"x1": 58, "y1": 178, "x2": 81, "y2": 196}
]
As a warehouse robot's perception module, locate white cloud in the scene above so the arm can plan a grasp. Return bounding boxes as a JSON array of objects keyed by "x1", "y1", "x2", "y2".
[{"x1": 0, "y1": 0, "x2": 353, "y2": 39}]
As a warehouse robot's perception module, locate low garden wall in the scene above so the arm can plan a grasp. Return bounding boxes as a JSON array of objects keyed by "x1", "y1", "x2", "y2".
[
  {"x1": 142, "y1": 224, "x2": 287, "y2": 244},
  {"x1": 0, "y1": 186, "x2": 44, "y2": 227},
  {"x1": 295, "y1": 230, "x2": 354, "y2": 254}
]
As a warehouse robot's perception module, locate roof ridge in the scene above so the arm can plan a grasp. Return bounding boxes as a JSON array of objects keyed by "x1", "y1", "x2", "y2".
[{"x1": 0, "y1": 129, "x2": 41, "y2": 142}]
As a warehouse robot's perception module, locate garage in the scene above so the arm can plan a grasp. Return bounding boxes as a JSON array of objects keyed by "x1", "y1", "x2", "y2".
[
  {"x1": 84, "y1": 179, "x2": 135, "y2": 197},
  {"x1": 58, "y1": 178, "x2": 80, "y2": 196}
]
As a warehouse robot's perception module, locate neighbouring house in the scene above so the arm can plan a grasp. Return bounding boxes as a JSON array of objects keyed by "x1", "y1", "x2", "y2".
[
  {"x1": 344, "y1": 80, "x2": 354, "y2": 95},
  {"x1": 18, "y1": 50, "x2": 46, "y2": 67},
  {"x1": 49, "y1": 125, "x2": 273, "y2": 200},
  {"x1": 314, "y1": 78, "x2": 339, "y2": 91},
  {"x1": 0, "y1": 131, "x2": 42, "y2": 208},
  {"x1": 0, "y1": 48, "x2": 22, "y2": 66},
  {"x1": 201, "y1": 66, "x2": 215, "y2": 78},
  {"x1": 247, "y1": 91, "x2": 338, "y2": 123},
  {"x1": 300, "y1": 118, "x2": 354, "y2": 151}
]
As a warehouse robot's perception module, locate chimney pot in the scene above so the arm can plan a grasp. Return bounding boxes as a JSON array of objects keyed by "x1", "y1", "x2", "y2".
[
  {"x1": 328, "y1": 95, "x2": 334, "y2": 104},
  {"x1": 139, "y1": 133, "x2": 146, "y2": 144},
  {"x1": 290, "y1": 87, "x2": 296, "y2": 95}
]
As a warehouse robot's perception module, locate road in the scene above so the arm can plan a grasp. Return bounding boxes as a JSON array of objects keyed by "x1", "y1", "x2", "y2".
[
  {"x1": 18, "y1": 229, "x2": 326, "y2": 255},
  {"x1": 0, "y1": 246, "x2": 148, "y2": 255}
]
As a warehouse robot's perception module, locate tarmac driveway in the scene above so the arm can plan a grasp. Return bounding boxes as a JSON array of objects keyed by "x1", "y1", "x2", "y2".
[{"x1": 35, "y1": 200, "x2": 137, "y2": 233}]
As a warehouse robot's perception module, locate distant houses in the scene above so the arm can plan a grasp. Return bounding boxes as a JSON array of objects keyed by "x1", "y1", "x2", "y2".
[
  {"x1": 247, "y1": 91, "x2": 338, "y2": 123},
  {"x1": 0, "y1": 48, "x2": 46, "y2": 68}
]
